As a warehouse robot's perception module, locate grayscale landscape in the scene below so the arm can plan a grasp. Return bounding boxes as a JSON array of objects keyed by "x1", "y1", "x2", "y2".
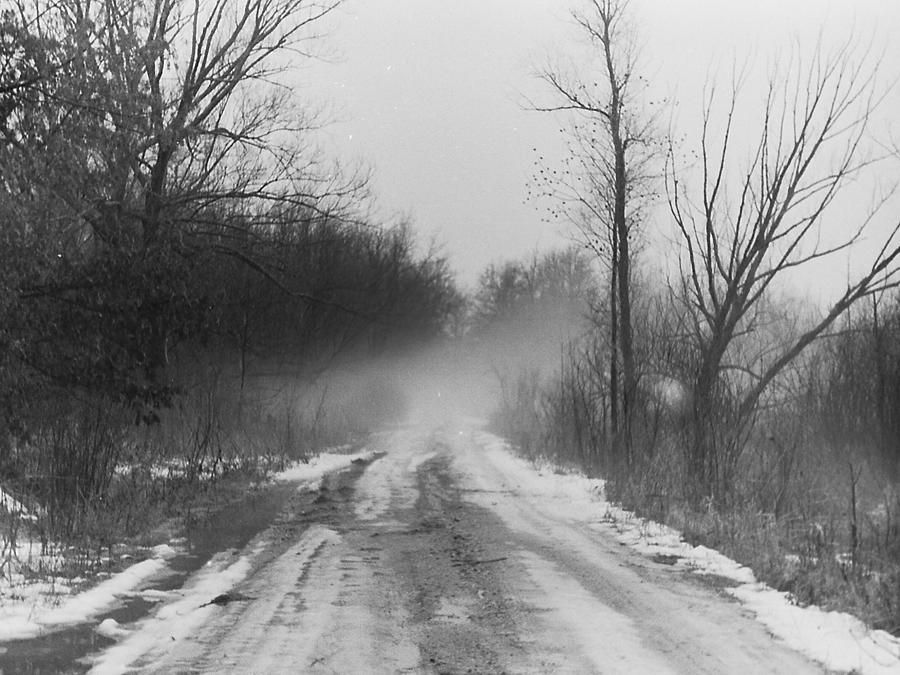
[{"x1": 1, "y1": 0, "x2": 900, "y2": 673}]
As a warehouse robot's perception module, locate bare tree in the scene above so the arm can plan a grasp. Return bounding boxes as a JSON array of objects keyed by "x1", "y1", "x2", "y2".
[
  {"x1": 76, "y1": 0, "x2": 357, "y2": 246},
  {"x1": 666, "y1": 41, "x2": 900, "y2": 502},
  {"x1": 0, "y1": 0, "x2": 369, "y2": 411},
  {"x1": 532, "y1": 0, "x2": 656, "y2": 462}
]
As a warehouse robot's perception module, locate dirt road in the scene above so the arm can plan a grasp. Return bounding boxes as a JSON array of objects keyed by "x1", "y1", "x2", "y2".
[{"x1": 94, "y1": 425, "x2": 823, "y2": 674}]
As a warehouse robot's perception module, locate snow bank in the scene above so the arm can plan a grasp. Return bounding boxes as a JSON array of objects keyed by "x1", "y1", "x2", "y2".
[
  {"x1": 472, "y1": 431, "x2": 900, "y2": 675},
  {"x1": 730, "y1": 584, "x2": 900, "y2": 675}
]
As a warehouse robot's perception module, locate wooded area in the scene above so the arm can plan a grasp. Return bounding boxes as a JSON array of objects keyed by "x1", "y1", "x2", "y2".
[
  {"x1": 0, "y1": 0, "x2": 460, "y2": 544},
  {"x1": 498, "y1": 0, "x2": 900, "y2": 634}
]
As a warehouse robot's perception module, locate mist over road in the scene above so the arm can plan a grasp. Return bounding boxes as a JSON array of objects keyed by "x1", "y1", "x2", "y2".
[{"x1": 99, "y1": 424, "x2": 822, "y2": 674}]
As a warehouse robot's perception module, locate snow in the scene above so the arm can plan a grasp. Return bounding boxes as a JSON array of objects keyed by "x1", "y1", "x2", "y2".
[
  {"x1": 0, "y1": 446, "x2": 373, "y2": 647},
  {"x1": 518, "y1": 550, "x2": 677, "y2": 673},
  {"x1": 88, "y1": 545, "x2": 260, "y2": 674},
  {"x1": 731, "y1": 584, "x2": 900, "y2": 675},
  {"x1": 88, "y1": 525, "x2": 341, "y2": 674},
  {"x1": 406, "y1": 448, "x2": 437, "y2": 474},
  {"x1": 354, "y1": 428, "x2": 425, "y2": 522},
  {"x1": 0, "y1": 552, "x2": 171, "y2": 642},
  {"x1": 150, "y1": 543, "x2": 177, "y2": 560},
  {"x1": 8, "y1": 428, "x2": 900, "y2": 673},
  {"x1": 96, "y1": 618, "x2": 129, "y2": 640},
  {"x1": 470, "y1": 431, "x2": 900, "y2": 675},
  {"x1": 0, "y1": 485, "x2": 39, "y2": 520},
  {"x1": 272, "y1": 447, "x2": 376, "y2": 489}
]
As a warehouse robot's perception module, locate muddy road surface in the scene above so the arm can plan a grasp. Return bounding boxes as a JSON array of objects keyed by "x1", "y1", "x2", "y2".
[{"x1": 87, "y1": 425, "x2": 823, "y2": 674}]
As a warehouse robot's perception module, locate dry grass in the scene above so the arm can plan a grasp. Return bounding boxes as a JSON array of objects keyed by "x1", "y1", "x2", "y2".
[{"x1": 491, "y1": 372, "x2": 900, "y2": 636}]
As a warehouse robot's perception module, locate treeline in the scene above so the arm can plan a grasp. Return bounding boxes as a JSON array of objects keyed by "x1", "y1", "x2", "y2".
[
  {"x1": 489, "y1": 1, "x2": 900, "y2": 634},
  {"x1": 0, "y1": 0, "x2": 459, "y2": 541},
  {"x1": 485, "y1": 252, "x2": 900, "y2": 634}
]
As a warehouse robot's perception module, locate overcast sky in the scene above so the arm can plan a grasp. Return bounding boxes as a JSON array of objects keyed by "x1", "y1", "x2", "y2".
[{"x1": 306, "y1": 0, "x2": 900, "y2": 295}]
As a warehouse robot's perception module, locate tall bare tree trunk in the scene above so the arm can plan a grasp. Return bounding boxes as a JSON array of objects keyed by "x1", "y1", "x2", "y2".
[
  {"x1": 535, "y1": 0, "x2": 653, "y2": 467},
  {"x1": 609, "y1": 219, "x2": 620, "y2": 451},
  {"x1": 610, "y1": 87, "x2": 634, "y2": 463}
]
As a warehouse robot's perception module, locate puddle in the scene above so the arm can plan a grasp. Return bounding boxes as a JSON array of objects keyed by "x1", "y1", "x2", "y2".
[{"x1": 0, "y1": 478, "x2": 318, "y2": 673}]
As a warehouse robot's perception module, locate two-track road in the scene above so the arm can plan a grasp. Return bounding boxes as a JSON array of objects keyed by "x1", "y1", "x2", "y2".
[{"x1": 92, "y1": 424, "x2": 822, "y2": 674}]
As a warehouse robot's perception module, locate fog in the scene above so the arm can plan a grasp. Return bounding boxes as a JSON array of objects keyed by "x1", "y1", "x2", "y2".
[{"x1": 269, "y1": 294, "x2": 590, "y2": 441}]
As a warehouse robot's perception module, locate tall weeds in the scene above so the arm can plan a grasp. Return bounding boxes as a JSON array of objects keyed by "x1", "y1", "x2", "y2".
[{"x1": 491, "y1": 328, "x2": 900, "y2": 635}]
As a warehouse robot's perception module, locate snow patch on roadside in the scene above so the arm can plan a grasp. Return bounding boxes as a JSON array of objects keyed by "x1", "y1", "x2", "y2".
[
  {"x1": 0, "y1": 548, "x2": 174, "y2": 642},
  {"x1": 96, "y1": 618, "x2": 129, "y2": 640},
  {"x1": 89, "y1": 525, "x2": 340, "y2": 674},
  {"x1": 87, "y1": 544, "x2": 262, "y2": 675},
  {"x1": 0, "y1": 447, "x2": 368, "y2": 648},
  {"x1": 472, "y1": 431, "x2": 900, "y2": 675},
  {"x1": 731, "y1": 584, "x2": 900, "y2": 675},
  {"x1": 82, "y1": 449, "x2": 371, "y2": 671},
  {"x1": 273, "y1": 447, "x2": 375, "y2": 490}
]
